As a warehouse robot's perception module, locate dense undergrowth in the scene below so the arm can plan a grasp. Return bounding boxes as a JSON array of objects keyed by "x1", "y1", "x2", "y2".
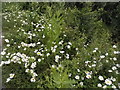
[{"x1": 0, "y1": 2, "x2": 120, "y2": 89}]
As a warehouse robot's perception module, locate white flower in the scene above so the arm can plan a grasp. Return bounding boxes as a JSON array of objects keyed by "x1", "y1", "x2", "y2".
[
  {"x1": 4, "y1": 60, "x2": 10, "y2": 64},
  {"x1": 31, "y1": 62, "x2": 36, "y2": 69},
  {"x1": 79, "y1": 82, "x2": 83, "y2": 86},
  {"x1": 37, "y1": 52, "x2": 43, "y2": 56},
  {"x1": 52, "y1": 49, "x2": 56, "y2": 52},
  {"x1": 68, "y1": 42, "x2": 72, "y2": 45},
  {"x1": 42, "y1": 35, "x2": 45, "y2": 38},
  {"x1": 75, "y1": 75, "x2": 80, "y2": 80},
  {"x1": 41, "y1": 26, "x2": 44, "y2": 29},
  {"x1": 52, "y1": 65, "x2": 56, "y2": 68},
  {"x1": 112, "y1": 66, "x2": 117, "y2": 70},
  {"x1": 76, "y1": 48, "x2": 78, "y2": 50},
  {"x1": 25, "y1": 69, "x2": 29, "y2": 72},
  {"x1": 38, "y1": 59, "x2": 41, "y2": 62},
  {"x1": 6, "y1": 78, "x2": 11, "y2": 82},
  {"x1": 93, "y1": 50, "x2": 96, "y2": 53},
  {"x1": 66, "y1": 54, "x2": 69, "y2": 59},
  {"x1": 37, "y1": 42, "x2": 41, "y2": 44},
  {"x1": 113, "y1": 57, "x2": 117, "y2": 61},
  {"x1": 105, "y1": 53, "x2": 108, "y2": 56},
  {"x1": 97, "y1": 83, "x2": 102, "y2": 87},
  {"x1": 18, "y1": 46, "x2": 21, "y2": 48},
  {"x1": 1, "y1": 51, "x2": 6, "y2": 55},
  {"x1": 49, "y1": 24, "x2": 52, "y2": 27},
  {"x1": 103, "y1": 85, "x2": 107, "y2": 88},
  {"x1": 85, "y1": 61, "x2": 91, "y2": 64},
  {"x1": 5, "y1": 39, "x2": 9, "y2": 43},
  {"x1": 59, "y1": 40, "x2": 63, "y2": 44},
  {"x1": 114, "y1": 51, "x2": 119, "y2": 54},
  {"x1": 7, "y1": 44, "x2": 10, "y2": 47},
  {"x1": 0, "y1": 61, "x2": 4, "y2": 67},
  {"x1": 98, "y1": 76, "x2": 104, "y2": 81},
  {"x1": 77, "y1": 69, "x2": 80, "y2": 72},
  {"x1": 112, "y1": 85, "x2": 116, "y2": 88},
  {"x1": 30, "y1": 69, "x2": 34, "y2": 74},
  {"x1": 92, "y1": 64, "x2": 96, "y2": 67},
  {"x1": 116, "y1": 64, "x2": 120, "y2": 68},
  {"x1": 113, "y1": 45, "x2": 117, "y2": 48},
  {"x1": 33, "y1": 72, "x2": 38, "y2": 77},
  {"x1": 54, "y1": 45, "x2": 57, "y2": 48},
  {"x1": 86, "y1": 74, "x2": 91, "y2": 79},
  {"x1": 9, "y1": 73, "x2": 15, "y2": 78},
  {"x1": 105, "y1": 79, "x2": 112, "y2": 85},
  {"x1": 46, "y1": 53, "x2": 50, "y2": 57},
  {"x1": 67, "y1": 45, "x2": 71, "y2": 49},
  {"x1": 111, "y1": 77, "x2": 116, "y2": 82},
  {"x1": 69, "y1": 73, "x2": 72, "y2": 77},
  {"x1": 108, "y1": 70, "x2": 112, "y2": 72},
  {"x1": 100, "y1": 55, "x2": 105, "y2": 59},
  {"x1": 60, "y1": 51, "x2": 64, "y2": 54},
  {"x1": 95, "y1": 48, "x2": 98, "y2": 50},
  {"x1": 30, "y1": 77, "x2": 36, "y2": 82},
  {"x1": 55, "y1": 55, "x2": 60, "y2": 62}
]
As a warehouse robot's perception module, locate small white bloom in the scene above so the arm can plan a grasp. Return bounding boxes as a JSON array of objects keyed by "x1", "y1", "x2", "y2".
[
  {"x1": 67, "y1": 45, "x2": 71, "y2": 49},
  {"x1": 1, "y1": 51, "x2": 6, "y2": 55},
  {"x1": 112, "y1": 66, "x2": 117, "y2": 70},
  {"x1": 30, "y1": 69, "x2": 34, "y2": 74},
  {"x1": 105, "y1": 53, "x2": 108, "y2": 56},
  {"x1": 7, "y1": 44, "x2": 10, "y2": 47},
  {"x1": 30, "y1": 77, "x2": 36, "y2": 82},
  {"x1": 103, "y1": 85, "x2": 107, "y2": 88},
  {"x1": 100, "y1": 55, "x2": 105, "y2": 59},
  {"x1": 75, "y1": 75, "x2": 80, "y2": 80},
  {"x1": 95, "y1": 48, "x2": 98, "y2": 50},
  {"x1": 114, "y1": 51, "x2": 119, "y2": 54},
  {"x1": 60, "y1": 51, "x2": 64, "y2": 54},
  {"x1": 86, "y1": 74, "x2": 91, "y2": 79},
  {"x1": 31, "y1": 62, "x2": 36, "y2": 69},
  {"x1": 97, "y1": 83, "x2": 102, "y2": 87},
  {"x1": 18, "y1": 46, "x2": 21, "y2": 48},
  {"x1": 54, "y1": 45, "x2": 57, "y2": 48},
  {"x1": 66, "y1": 54, "x2": 69, "y2": 59},
  {"x1": 6, "y1": 78, "x2": 11, "y2": 82},
  {"x1": 68, "y1": 42, "x2": 72, "y2": 45},
  {"x1": 92, "y1": 64, "x2": 96, "y2": 67},
  {"x1": 76, "y1": 48, "x2": 78, "y2": 50},
  {"x1": 93, "y1": 50, "x2": 96, "y2": 53},
  {"x1": 9, "y1": 73, "x2": 15, "y2": 78},
  {"x1": 112, "y1": 85, "x2": 116, "y2": 88},
  {"x1": 37, "y1": 42, "x2": 41, "y2": 44},
  {"x1": 5, "y1": 39, "x2": 9, "y2": 43},
  {"x1": 79, "y1": 82, "x2": 83, "y2": 86},
  {"x1": 42, "y1": 35, "x2": 45, "y2": 38},
  {"x1": 116, "y1": 64, "x2": 120, "y2": 68},
  {"x1": 113, "y1": 45, "x2": 117, "y2": 48},
  {"x1": 111, "y1": 77, "x2": 116, "y2": 82},
  {"x1": 77, "y1": 69, "x2": 80, "y2": 72},
  {"x1": 25, "y1": 69, "x2": 29, "y2": 72},
  {"x1": 37, "y1": 52, "x2": 42, "y2": 56},
  {"x1": 69, "y1": 73, "x2": 72, "y2": 77},
  {"x1": 38, "y1": 58, "x2": 41, "y2": 62},
  {"x1": 85, "y1": 61, "x2": 91, "y2": 64},
  {"x1": 98, "y1": 76, "x2": 104, "y2": 81},
  {"x1": 46, "y1": 53, "x2": 50, "y2": 57},
  {"x1": 113, "y1": 57, "x2": 117, "y2": 61},
  {"x1": 108, "y1": 70, "x2": 112, "y2": 72},
  {"x1": 105, "y1": 79, "x2": 112, "y2": 85},
  {"x1": 55, "y1": 55, "x2": 60, "y2": 62},
  {"x1": 52, "y1": 65, "x2": 56, "y2": 68}
]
